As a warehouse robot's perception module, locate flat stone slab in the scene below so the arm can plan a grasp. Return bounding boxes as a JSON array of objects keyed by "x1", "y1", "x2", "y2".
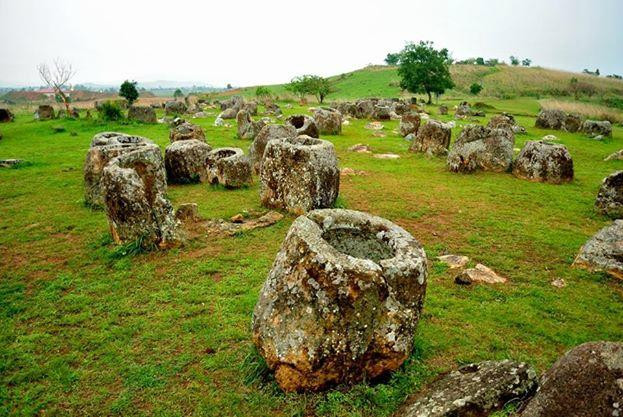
[
  {"x1": 364, "y1": 121, "x2": 384, "y2": 130},
  {"x1": 455, "y1": 263, "x2": 507, "y2": 284},
  {"x1": 437, "y1": 254, "x2": 469, "y2": 269},
  {"x1": 0, "y1": 159, "x2": 24, "y2": 167},
  {"x1": 374, "y1": 153, "x2": 400, "y2": 160}
]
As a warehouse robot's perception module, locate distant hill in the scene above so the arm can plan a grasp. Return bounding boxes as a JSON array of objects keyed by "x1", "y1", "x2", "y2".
[{"x1": 223, "y1": 64, "x2": 623, "y2": 102}]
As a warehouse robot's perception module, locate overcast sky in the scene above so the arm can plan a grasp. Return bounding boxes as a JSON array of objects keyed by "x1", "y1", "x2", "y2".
[{"x1": 0, "y1": 0, "x2": 621, "y2": 87}]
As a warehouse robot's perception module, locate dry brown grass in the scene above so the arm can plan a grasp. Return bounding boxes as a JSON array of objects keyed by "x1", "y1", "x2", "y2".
[{"x1": 539, "y1": 98, "x2": 623, "y2": 124}]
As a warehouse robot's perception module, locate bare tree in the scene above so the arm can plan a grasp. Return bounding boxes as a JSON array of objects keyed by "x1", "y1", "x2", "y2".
[{"x1": 37, "y1": 59, "x2": 75, "y2": 113}]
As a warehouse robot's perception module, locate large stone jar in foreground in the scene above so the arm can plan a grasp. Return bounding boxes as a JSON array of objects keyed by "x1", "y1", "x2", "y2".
[
  {"x1": 101, "y1": 145, "x2": 180, "y2": 248},
  {"x1": 84, "y1": 132, "x2": 154, "y2": 207},
  {"x1": 252, "y1": 209, "x2": 428, "y2": 392},
  {"x1": 260, "y1": 136, "x2": 339, "y2": 214},
  {"x1": 512, "y1": 140, "x2": 574, "y2": 184}
]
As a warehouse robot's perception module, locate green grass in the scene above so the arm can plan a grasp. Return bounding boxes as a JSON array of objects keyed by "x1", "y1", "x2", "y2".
[{"x1": 1, "y1": 99, "x2": 622, "y2": 417}]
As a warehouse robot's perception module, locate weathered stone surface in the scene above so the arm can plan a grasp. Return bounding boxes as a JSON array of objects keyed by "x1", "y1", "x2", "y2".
[
  {"x1": 242, "y1": 101, "x2": 258, "y2": 115},
  {"x1": 101, "y1": 145, "x2": 180, "y2": 247},
  {"x1": 84, "y1": 132, "x2": 154, "y2": 208},
  {"x1": 35, "y1": 105, "x2": 55, "y2": 120},
  {"x1": 582, "y1": 120, "x2": 612, "y2": 138},
  {"x1": 128, "y1": 105, "x2": 157, "y2": 123},
  {"x1": 512, "y1": 140, "x2": 574, "y2": 184},
  {"x1": 410, "y1": 120, "x2": 451, "y2": 156},
  {"x1": 0, "y1": 108, "x2": 14, "y2": 122},
  {"x1": 264, "y1": 102, "x2": 282, "y2": 116},
  {"x1": 348, "y1": 143, "x2": 372, "y2": 153},
  {"x1": 220, "y1": 95, "x2": 244, "y2": 112},
  {"x1": 437, "y1": 254, "x2": 469, "y2": 269},
  {"x1": 373, "y1": 105, "x2": 391, "y2": 120},
  {"x1": 260, "y1": 136, "x2": 339, "y2": 214},
  {"x1": 447, "y1": 125, "x2": 514, "y2": 173},
  {"x1": 521, "y1": 341, "x2": 623, "y2": 417},
  {"x1": 313, "y1": 108, "x2": 342, "y2": 135},
  {"x1": 374, "y1": 153, "x2": 400, "y2": 160},
  {"x1": 535, "y1": 110, "x2": 582, "y2": 132},
  {"x1": 164, "y1": 100, "x2": 187, "y2": 115},
  {"x1": 165, "y1": 139, "x2": 212, "y2": 183},
  {"x1": 219, "y1": 107, "x2": 238, "y2": 119},
  {"x1": 573, "y1": 220, "x2": 623, "y2": 279},
  {"x1": 252, "y1": 208, "x2": 427, "y2": 392},
  {"x1": 249, "y1": 124, "x2": 297, "y2": 174},
  {"x1": 604, "y1": 150, "x2": 623, "y2": 161},
  {"x1": 455, "y1": 263, "x2": 507, "y2": 284},
  {"x1": 175, "y1": 203, "x2": 200, "y2": 222},
  {"x1": 285, "y1": 114, "x2": 319, "y2": 138},
  {"x1": 169, "y1": 122, "x2": 206, "y2": 143},
  {"x1": 206, "y1": 147, "x2": 252, "y2": 188},
  {"x1": 438, "y1": 105, "x2": 448, "y2": 115},
  {"x1": 237, "y1": 109, "x2": 266, "y2": 140},
  {"x1": 596, "y1": 171, "x2": 623, "y2": 218},
  {"x1": 334, "y1": 102, "x2": 357, "y2": 118},
  {"x1": 488, "y1": 113, "x2": 516, "y2": 130},
  {"x1": 399, "y1": 113, "x2": 421, "y2": 137},
  {"x1": 455, "y1": 102, "x2": 472, "y2": 118},
  {"x1": 0, "y1": 159, "x2": 24, "y2": 167},
  {"x1": 355, "y1": 99, "x2": 375, "y2": 119},
  {"x1": 398, "y1": 360, "x2": 538, "y2": 417},
  {"x1": 364, "y1": 121, "x2": 384, "y2": 130}
]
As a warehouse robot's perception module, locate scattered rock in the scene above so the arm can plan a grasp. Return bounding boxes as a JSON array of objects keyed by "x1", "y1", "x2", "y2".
[
  {"x1": 550, "y1": 278, "x2": 566, "y2": 288},
  {"x1": 454, "y1": 102, "x2": 472, "y2": 118},
  {"x1": 260, "y1": 136, "x2": 339, "y2": 214},
  {"x1": 313, "y1": 108, "x2": 342, "y2": 135},
  {"x1": 364, "y1": 121, "x2": 384, "y2": 130},
  {"x1": 573, "y1": 220, "x2": 623, "y2": 279},
  {"x1": 512, "y1": 140, "x2": 574, "y2": 184},
  {"x1": 252, "y1": 208, "x2": 428, "y2": 392},
  {"x1": 164, "y1": 139, "x2": 212, "y2": 183},
  {"x1": 84, "y1": 132, "x2": 155, "y2": 208},
  {"x1": 372, "y1": 131, "x2": 386, "y2": 138},
  {"x1": 447, "y1": 125, "x2": 514, "y2": 173},
  {"x1": 35, "y1": 105, "x2": 55, "y2": 120},
  {"x1": 169, "y1": 122, "x2": 206, "y2": 143},
  {"x1": 455, "y1": 263, "x2": 507, "y2": 284},
  {"x1": 101, "y1": 145, "x2": 180, "y2": 248},
  {"x1": 437, "y1": 254, "x2": 469, "y2": 269},
  {"x1": 348, "y1": 143, "x2": 372, "y2": 153},
  {"x1": 373, "y1": 105, "x2": 391, "y2": 120},
  {"x1": 175, "y1": 203, "x2": 200, "y2": 222},
  {"x1": 535, "y1": 109, "x2": 582, "y2": 132},
  {"x1": 582, "y1": 120, "x2": 612, "y2": 138},
  {"x1": 206, "y1": 147, "x2": 252, "y2": 188},
  {"x1": 285, "y1": 114, "x2": 319, "y2": 138},
  {"x1": 355, "y1": 99, "x2": 375, "y2": 118},
  {"x1": 410, "y1": 119, "x2": 451, "y2": 156},
  {"x1": 219, "y1": 107, "x2": 238, "y2": 119},
  {"x1": 0, "y1": 108, "x2": 14, "y2": 122},
  {"x1": 595, "y1": 171, "x2": 623, "y2": 218},
  {"x1": 340, "y1": 167, "x2": 367, "y2": 176},
  {"x1": 202, "y1": 210, "x2": 283, "y2": 236},
  {"x1": 164, "y1": 100, "x2": 187, "y2": 115},
  {"x1": 0, "y1": 159, "x2": 24, "y2": 168},
  {"x1": 237, "y1": 109, "x2": 266, "y2": 140},
  {"x1": 128, "y1": 105, "x2": 157, "y2": 123},
  {"x1": 399, "y1": 113, "x2": 421, "y2": 137},
  {"x1": 398, "y1": 360, "x2": 538, "y2": 417},
  {"x1": 373, "y1": 153, "x2": 400, "y2": 160},
  {"x1": 604, "y1": 149, "x2": 623, "y2": 161},
  {"x1": 230, "y1": 213, "x2": 244, "y2": 223},
  {"x1": 264, "y1": 102, "x2": 282, "y2": 116},
  {"x1": 542, "y1": 134, "x2": 559, "y2": 141},
  {"x1": 438, "y1": 105, "x2": 448, "y2": 115},
  {"x1": 214, "y1": 117, "x2": 225, "y2": 127},
  {"x1": 487, "y1": 113, "x2": 516, "y2": 130},
  {"x1": 521, "y1": 341, "x2": 623, "y2": 417}
]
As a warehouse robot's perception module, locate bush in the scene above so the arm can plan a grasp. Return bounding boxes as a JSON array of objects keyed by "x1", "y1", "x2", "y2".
[
  {"x1": 470, "y1": 83, "x2": 483, "y2": 95},
  {"x1": 98, "y1": 101, "x2": 124, "y2": 121}
]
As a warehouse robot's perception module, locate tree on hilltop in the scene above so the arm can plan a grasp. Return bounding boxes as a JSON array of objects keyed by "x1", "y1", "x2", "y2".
[
  {"x1": 396, "y1": 41, "x2": 454, "y2": 104},
  {"x1": 385, "y1": 53, "x2": 401, "y2": 66},
  {"x1": 286, "y1": 75, "x2": 335, "y2": 104},
  {"x1": 119, "y1": 80, "x2": 139, "y2": 105}
]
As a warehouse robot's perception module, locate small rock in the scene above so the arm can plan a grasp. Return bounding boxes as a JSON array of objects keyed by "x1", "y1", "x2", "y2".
[
  {"x1": 230, "y1": 214, "x2": 244, "y2": 223},
  {"x1": 437, "y1": 254, "x2": 469, "y2": 269},
  {"x1": 0, "y1": 159, "x2": 24, "y2": 168},
  {"x1": 551, "y1": 278, "x2": 566, "y2": 288},
  {"x1": 372, "y1": 131, "x2": 386, "y2": 138},
  {"x1": 348, "y1": 143, "x2": 372, "y2": 153},
  {"x1": 455, "y1": 263, "x2": 507, "y2": 284},
  {"x1": 373, "y1": 153, "x2": 400, "y2": 160},
  {"x1": 175, "y1": 203, "x2": 200, "y2": 222},
  {"x1": 542, "y1": 134, "x2": 558, "y2": 141},
  {"x1": 364, "y1": 121, "x2": 384, "y2": 130},
  {"x1": 214, "y1": 117, "x2": 225, "y2": 127},
  {"x1": 604, "y1": 149, "x2": 623, "y2": 161}
]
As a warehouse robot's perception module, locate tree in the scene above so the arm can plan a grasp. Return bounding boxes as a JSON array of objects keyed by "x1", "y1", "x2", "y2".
[
  {"x1": 285, "y1": 75, "x2": 311, "y2": 101},
  {"x1": 119, "y1": 80, "x2": 139, "y2": 105},
  {"x1": 255, "y1": 86, "x2": 271, "y2": 98},
  {"x1": 307, "y1": 75, "x2": 334, "y2": 103},
  {"x1": 397, "y1": 41, "x2": 455, "y2": 104},
  {"x1": 173, "y1": 89, "x2": 183, "y2": 99},
  {"x1": 37, "y1": 59, "x2": 75, "y2": 114},
  {"x1": 385, "y1": 52, "x2": 401, "y2": 66},
  {"x1": 522, "y1": 58, "x2": 532, "y2": 67},
  {"x1": 475, "y1": 57, "x2": 485, "y2": 65},
  {"x1": 226, "y1": 83, "x2": 233, "y2": 90},
  {"x1": 470, "y1": 83, "x2": 483, "y2": 95},
  {"x1": 510, "y1": 56, "x2": 520, "y2": 66}
]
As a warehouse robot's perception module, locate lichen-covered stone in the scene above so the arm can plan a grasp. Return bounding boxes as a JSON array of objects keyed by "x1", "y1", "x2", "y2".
[
  {"x1": 84, "y1": 132, "x2": 154, "y2": 208},
  {"x1": 164, "y1": 100, "x2": 187, "y2": 115},
  {"x1": 447, "y1": 125, "x2": 514, "y2": 173},
  {"x1": 488, "y1": 113, "x2": 516, "y2": 130},
  {"x1": 165, "y1": 139, "x2": 212, "y2": 183},
  {"x1": 285, "y1": 114, "x2": 319, "y2": 138},
  {"x1": 252, "y1": 208, "x2": 427, "y2": 392},
  {"x1": 573, "y1": 220, "x2": 623, "y2": 279},
  {"x1": 355, "y1": 99, "x2": 375, "y2": 119},
  {"x1": 101, "y1": 145, "x2": 180, "y2": 247},
  {"x1": 128, "y1": 105, "x2": 157, "y2": 123},
  {"x1": 35, "y1": 105, "x2": 55, "y2": 120},
  {"x1": 260, "y1": 136, "x2": 339, "y2": 214},
  {"x1": 399, "y1": 113, "x2": 421, "y2": 137},
  {"x1": 237, "y1": 109, "x2": 266, "y2": 140},
  {"x1": 249, "y1": 124, "x2": 297, "y2": 174},
  {"x1": 169, "y1": 122, "x2": 206, "y2": 143},
  {"x1": 220, "y1": 95, "x2": 244, "y2": 112},
  {"x1": 313, "y1": 108, "x2": 342, "y2": 135},
  {"x1": 0, "y1": 108, "x2": 14, "y2": 122},
  {"x1": 455, "y1": 102, "x2": 471, "y2": 118},
  {"x1": 595, "y1": 171, "x2": 623, "y2": 218},
  {"x1": 219, "y1": 107, "x2": 238, "y2": 119},
  {"x1": 373, "y1": 105, "x2": 391, "y2": 120},
  {"x1": 438, "y1": 105, "x2": 448, "y2": 115},
  {"x1": 521, "y1": 341, "x2": 623, "y2": 417},
  {"x1": 512, "y1": 140, "x2": 574, "y2": 184},
  {"x1": 535, "y1": 110, "x2": 582, "y2": 132},
  {"x1": 399, "y1": 360, "x2": 537, "y2": 417},
  {"x1": 409, "y1": 120, "x2": 451, "y2": 156},
  {"x1": 334, "y1": 101, "x2": 357, "y2": 118},
  {"x1": 582, "y1": 120, "x2": 612, "y2": 138},
  {"x1": 264, "y1": 102, "x2": 282, "y2": 116},
  {"x1": 206, "y1": 147, "x2": 252, "y2": 188}
]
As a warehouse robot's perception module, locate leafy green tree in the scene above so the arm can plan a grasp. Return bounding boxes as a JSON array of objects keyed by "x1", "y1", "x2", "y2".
[
  {"x1": 385, "y1": 53, "x2": 401, "y2": 65},
  {"x1": 119, "y1": 80, "x2": 139, "y2": 105},
  {"x1": 173, "y1": 89, "x2": 183, "y2": 99},
  {"x1": 510, "y1": 56, "x2": 520, "y2": 66},
  {"x1": 255, "y1": 86, "x2": 271, "y2": 98},
  {"x1": 470, "y1": 83, "x2": 483, "y2": 95},
  {"x1": 522, "y1": 58, "x2": 532, "y2": 67},
  {"x1": 285, "y1": 75, "x2": 311, "y2": 101},
  {"x1": 307, "y1": 75, "x2": 334, "y2": 103},
  {"x1": 475, "y1": 57, "x2": 485, "y2": 65},
  {"x1": 397, "y1": 41, "x2": 455, "y2": 104}
]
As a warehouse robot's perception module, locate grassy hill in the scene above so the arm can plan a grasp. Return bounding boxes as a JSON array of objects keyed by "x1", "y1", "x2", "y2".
[{"x1": 222, "y1": 64, "x2": 623, "y2": 103}]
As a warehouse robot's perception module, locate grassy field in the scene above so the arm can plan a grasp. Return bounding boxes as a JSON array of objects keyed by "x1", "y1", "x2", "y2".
[{"x1": 1, "y1": 98, "x2": 623, "y2": 417}]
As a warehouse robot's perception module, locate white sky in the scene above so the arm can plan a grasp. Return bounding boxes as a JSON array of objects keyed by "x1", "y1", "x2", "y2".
[{"x1": 0, "y1": 0, "x2": 621, "y2": 87}]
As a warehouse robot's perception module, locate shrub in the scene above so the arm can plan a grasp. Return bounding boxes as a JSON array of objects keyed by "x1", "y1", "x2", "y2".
[
  {"x1": 470, "y1": 83, "x2": 483, "y2": 95},
  {"x1": 98, "y1": 101, "x2": 124, "y2": 121}
]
